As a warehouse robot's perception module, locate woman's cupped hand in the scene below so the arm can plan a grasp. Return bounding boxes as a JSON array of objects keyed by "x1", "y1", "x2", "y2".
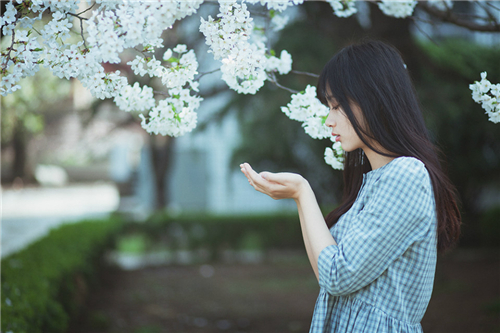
[{"x1": 240, "y1": 162, "x2": 308, "y2": 201}]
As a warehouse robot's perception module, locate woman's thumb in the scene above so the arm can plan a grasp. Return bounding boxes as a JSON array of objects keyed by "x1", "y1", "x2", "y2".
[
  {"x1": 259, "y1": 171, "x2": 272, "y2": 180},
  {"x1": 260, "y1": 171, "x2": 285, "y2": 183}
]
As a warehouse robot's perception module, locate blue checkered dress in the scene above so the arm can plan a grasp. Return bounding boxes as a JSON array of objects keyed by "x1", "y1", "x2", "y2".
[{"x1": 310, "y1": 157, "x2": 437, "y2": 333}]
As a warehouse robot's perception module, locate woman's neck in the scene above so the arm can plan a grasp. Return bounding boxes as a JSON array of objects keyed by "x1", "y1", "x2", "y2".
[{"x1": 363, "y1": 147, "x2": 396, "y2": 170}]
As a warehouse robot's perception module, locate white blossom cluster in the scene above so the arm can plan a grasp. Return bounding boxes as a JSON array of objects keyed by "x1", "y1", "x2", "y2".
[
  {"x1": 281, "y1": 85, "x2": 344, "y2": 169},
  {"x1": 200, "y1": 0, "x2": 292, "y2": 94},
  {"x1": 246, "y1": 0, "x2": 305, "y2": 12},
  {"x1": 139, "y1": 87, "x2": 202, "y2": 137},
  {"x1": 0, "y1": 29, "x2": 43, "y2": 95},
  {"x1": 281, "y1": 85, "x2": 328, "y2": 122},
  {"x1": 378, "y1": 0, "x2": 417, "y2": 18},
  {"x1": 82, "y1": 70, "x2": 128, "y2": 100},
  {"x1": 85, "y1": 1, "x2": 203, "y2": 64},
  {"x1": 127, "y1": 44, "x2": 203, "y2": 136},
  {"x1": 1, "y1": 0, "x2": 204, "y2": 137},
  {"x1": 114, "y1": 82, "x2": 155, "y2": 113},
  {"x1": 200, "y1": 1, "x2": 265, "y2": 94},
  {"x1": 266, "y1": 50, "x2": 293, "y2": 75},
  {"x1": 325, "y1": 141, "x2": 344, "y2": 170},
  {"x1": 470, "y1": 72, "x2": 500, "y2": 124},
  {"x1": 1, "y1": 0, "x2": 495, "y2": 171},
  {"x1": 271, "y1": 14, "x2": 289, "y2": 31},
  {"x1": 327, "y1": 0, "x2": 358, "y2": 18}
]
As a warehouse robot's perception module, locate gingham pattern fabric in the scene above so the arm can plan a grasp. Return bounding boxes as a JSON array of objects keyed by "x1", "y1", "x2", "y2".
[{"x1": 310, "y1": 157, "x2": 438, "y2": 333}]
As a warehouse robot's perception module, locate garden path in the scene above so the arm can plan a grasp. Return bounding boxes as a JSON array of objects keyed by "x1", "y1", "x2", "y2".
[
  {"x1": 1, "y1": 183, "x2": 120, "y2": 258},
  {"x1": 69, "y1": 249, "x2": 500, "y2": 333}
]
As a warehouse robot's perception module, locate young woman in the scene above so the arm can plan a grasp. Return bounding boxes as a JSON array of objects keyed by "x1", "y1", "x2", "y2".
[{"x1": 240, "y1": 40, "x2": 461, "y2": 333}]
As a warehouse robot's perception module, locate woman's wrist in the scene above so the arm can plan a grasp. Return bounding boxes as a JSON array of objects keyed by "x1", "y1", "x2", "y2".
[{"x1": 294, "y1": 177, "x2": 313, "y2": 203}]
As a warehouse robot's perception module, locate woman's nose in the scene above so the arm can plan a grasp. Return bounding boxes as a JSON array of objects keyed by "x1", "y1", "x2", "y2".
[{"x1": 325, "y1": 113, "x2": 336, "y2": 128}]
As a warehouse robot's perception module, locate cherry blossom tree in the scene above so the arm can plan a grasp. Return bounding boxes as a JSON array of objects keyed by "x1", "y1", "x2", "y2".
[{"x1": 1, "y1": 0, "x2": 499, "y2": 174}]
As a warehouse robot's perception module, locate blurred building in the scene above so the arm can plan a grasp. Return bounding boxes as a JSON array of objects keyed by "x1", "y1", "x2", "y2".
[{"x1": 167, "y1": 90, "x2": 295, "y2": 214}]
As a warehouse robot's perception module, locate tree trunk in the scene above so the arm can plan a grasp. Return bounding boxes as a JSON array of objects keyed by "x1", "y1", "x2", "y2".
[
  {"x1": 150, "y1": 135, "x2": 175, "y2": 210},
  {"x1": 11, "y1": 123, "x2": 27, "y2": 182}
]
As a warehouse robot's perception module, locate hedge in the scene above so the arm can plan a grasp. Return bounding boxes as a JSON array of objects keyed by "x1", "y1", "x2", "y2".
[
  {"x1": 1, "y1": 215, "x2": 124, "y2": 333},
  {"x1": 121, "y1": 212, "x2": 305, "y2": 261}
]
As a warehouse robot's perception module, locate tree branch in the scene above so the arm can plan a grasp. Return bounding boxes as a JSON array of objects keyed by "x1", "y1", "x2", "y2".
[
  {"x1": 134, "y1": 46, "x2": 151, "y2": 58},
  {"x1": 153, "y1": 90, "x2": 170, "y2": 96},
  {"x1": 195, "y1": 68, "x2": 220, "y2": 80},
  {"x1": 417, "y1": 2, "x2": 500, "y2": 32},
  {"x1": 1, "y1": 10, "x2": 23, "y2": 72},
  {"x1": 66, "y1": 10, "x2": 91, "y2": 51},
  {"x1": 290, "y1": 70, "x2": 319, "y2": 78},
  {"x1": 74, "y1": 2, "x2": 95, "y2": 17},
  {"x1": 409, "y1": 16, "x2": 440, "y2": 46},
  {"x1": 477, "y1": 1, "x2": 499, "y2": 29},
  {"x1": 267, "y1": 73, "x2": 300, "y2": 94},
  {"x1": 486, "y1": 2, "x2": 500, "y2": 12}
]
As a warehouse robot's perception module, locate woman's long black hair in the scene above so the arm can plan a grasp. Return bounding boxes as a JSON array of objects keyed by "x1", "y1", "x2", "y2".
[{"x1": 317, "y1": 40, "x2": 461, "y2": 252}]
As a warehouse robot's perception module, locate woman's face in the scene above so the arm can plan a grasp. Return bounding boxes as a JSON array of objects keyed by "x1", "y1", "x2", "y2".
[{"x1": 324, "y1": 96, "x2": 367, "y2": 153}]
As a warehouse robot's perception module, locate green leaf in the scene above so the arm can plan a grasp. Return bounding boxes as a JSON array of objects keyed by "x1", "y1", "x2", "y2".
[
  {"x1": 321, "y1": 116, "x2": 327, "y2": 125},
  {"x1": 166, "y1": 57, "x2": 180, "y2": 63}
]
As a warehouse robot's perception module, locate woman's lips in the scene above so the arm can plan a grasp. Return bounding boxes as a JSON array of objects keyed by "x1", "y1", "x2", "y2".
[{"x1": 333, "y1": 134, "x2": 341, "y2": 142}]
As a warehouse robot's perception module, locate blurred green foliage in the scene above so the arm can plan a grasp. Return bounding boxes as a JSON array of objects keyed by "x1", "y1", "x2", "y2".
[
  {"x1": 416, "y1": 39, "x2": 500, "y2": 245},
  {"x1": 117, "y1": 233, "x2": 150, "y2": 254},
  {"x1": 125, "y1": 212, "x2": 305, "y2": 261},
  {"x1": 0, "y1": 66, "x2": 72, "y2": 145},
  {"x1": 1, "y1": 216, "x2": 124, "y2": 333}
]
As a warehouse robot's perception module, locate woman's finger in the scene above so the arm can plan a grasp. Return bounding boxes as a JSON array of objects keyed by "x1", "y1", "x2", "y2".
[
  {"x1": 240, "y1": 163, "x2": 274, "y2": 193},
  {"x1": 259, "y1": 171, "x2": 291, "y2": 185},
  {"x1": 240, "y1": 163, "x2": 261, "y2": 189},
  {"x1": 241, "y1": 163, "x2": 262, "y2": 184},
  {"x1": 240, "y1": 163, "x2": 255, "y2": 183}
]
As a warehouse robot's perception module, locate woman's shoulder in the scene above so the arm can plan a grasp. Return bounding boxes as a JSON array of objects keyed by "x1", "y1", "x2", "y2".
[
  {"x1": 370, "y1": 156, "x2": 430, "y2": 187},
  {"x1": 386, "y1": 156, "x2": 426, "y2": 175}
]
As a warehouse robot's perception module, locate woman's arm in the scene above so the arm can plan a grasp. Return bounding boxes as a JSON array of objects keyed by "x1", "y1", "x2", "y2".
[{"x1": 240, "y1": 163, "x2": 336, "y2": 280}]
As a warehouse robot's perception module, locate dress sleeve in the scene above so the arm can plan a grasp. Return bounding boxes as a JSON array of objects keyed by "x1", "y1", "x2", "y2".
[{"x1": 318, "y1": 158, "x2": 435, "y2": 296}]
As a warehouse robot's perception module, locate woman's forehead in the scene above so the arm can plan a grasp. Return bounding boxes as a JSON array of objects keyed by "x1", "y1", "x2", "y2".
[
  {"x1": 324, "y1": 86, "x2": 337, "y2": 101},
  {"x1": 325, "y1": 93, "x2": 338, "y2": 104}
]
